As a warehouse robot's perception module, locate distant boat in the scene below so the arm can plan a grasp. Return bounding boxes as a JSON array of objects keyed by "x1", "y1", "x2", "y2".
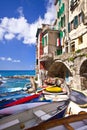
[
  {"x1": 0, "y1": 100, "x2": 69, "y2": 130},
  {"x1": 23, "y1": 83, "x2": 31, "y2": 91}
]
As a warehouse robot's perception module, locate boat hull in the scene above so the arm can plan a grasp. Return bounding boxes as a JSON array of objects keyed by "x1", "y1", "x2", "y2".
[{"x1": 0, "y1": 100, "x2": 69, "y2": 130}]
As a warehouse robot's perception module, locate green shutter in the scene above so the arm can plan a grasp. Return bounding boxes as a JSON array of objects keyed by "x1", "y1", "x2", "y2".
[
  {"x1": 68, "y1": 23, "x2": 71, "y2": 33},
  {"x1": 59, "y1": 3, "x2": 65, "y2": 16},
  {"x1": 74, "y1": 16, "x2": 78, "y2": 29},
  {"x1": 61, "y1": 16, "x2": 65, "y2": 27},
  {"x1": 59, "y1": 8, "x2": 62, "y2": 17},
  {"x1": 45, "y1": 36, "x2": 47, "y2": 45},
  {"x1": 59, "y1": 0, "x2": 61, "y2": 6},
  {"x1": 61, "y1": 17, "x2": 63, "y2": 27},
  {"x1": 60, "y1": 31, "x2": 63, "y2": 38},
  {"x1": 64, "y1": 15, "x2": 65, "y2": 26},
  {"x1": 57, "y1": 49, "x2": 62, "y2": 55},
  {"x1": 59, "y1": 9, "x2": 61, "y2": 17},
  {"x1": 57, "y1": 11, "x2": 59, "y2": 18},
  {"x1": 58, "y1": 21, "x2": 61, "y2": 29},
  {"x1": 62, "y1": 3, "x2": 65, "y2": 13},
  {"x1": 42, "y1": 37, "x2": 44, "y2": 46}
]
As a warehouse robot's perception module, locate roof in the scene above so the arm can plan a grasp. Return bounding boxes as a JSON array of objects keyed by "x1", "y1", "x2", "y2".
[{"x1": 36, "y1": 28, "x2": 42, "y2": 38}]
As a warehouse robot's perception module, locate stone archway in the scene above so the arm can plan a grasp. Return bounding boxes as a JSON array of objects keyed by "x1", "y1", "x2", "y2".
[
  {"x1": 80, "y1": 59, "x2": 87, "y2": 90},
  {"x1": 48, "y1": 60, "x2": 72, "y2": 82}
]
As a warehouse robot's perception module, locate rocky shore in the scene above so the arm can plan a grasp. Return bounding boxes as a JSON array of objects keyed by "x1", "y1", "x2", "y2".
[{"x1": 4, "y1": 75, "x2": 34, "y2": 79}]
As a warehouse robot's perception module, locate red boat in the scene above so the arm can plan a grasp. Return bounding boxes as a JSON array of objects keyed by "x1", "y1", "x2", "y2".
[{"x1": 5, "y1": 92, "x2": 42, "y2": 107}]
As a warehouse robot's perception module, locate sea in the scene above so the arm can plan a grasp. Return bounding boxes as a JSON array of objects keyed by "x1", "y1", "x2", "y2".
[{"x1": 0, "y1": 70, "x2": 35, "y2": 101}]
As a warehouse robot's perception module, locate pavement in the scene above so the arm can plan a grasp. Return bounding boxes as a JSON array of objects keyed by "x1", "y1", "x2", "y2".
[{"x1": 66, "y1": 101, "x2": 87, "y2": 116}]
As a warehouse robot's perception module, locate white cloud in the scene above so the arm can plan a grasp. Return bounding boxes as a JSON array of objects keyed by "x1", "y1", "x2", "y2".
[
  {"x1": 44, "y1": 0, "x2": 56, "y2": 24},
  {"x1": 0, "y1": 57, "x2": 5, "y2": 61},
  {"x1": 17, "y1": 7, "x2": 24, "y2": 17},
  {"x1": 5, "y1": 33, "x2": 15, "y2": 40},
  {"x1": 0, "y1": 28, "x2": 5, "y2": 40},
  {"x1": 7, "y1": 57, "x2": 12, "y2": 61},
  {"x1": 12, "y1": 60, "x2": 21, "y2": 63},
  {"x1": 0, "y1": 0, "x2": 56, "y2": 44},
  {"x1": 0, "y1": 56, "x2": 21, "y2": 63}
]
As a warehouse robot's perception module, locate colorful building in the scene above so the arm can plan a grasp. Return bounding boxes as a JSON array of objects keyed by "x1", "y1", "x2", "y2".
[
  {"x1": 54, "y1": 0, "x2": 69, "y2": 54},
  {"x1": 68, "y1": 0, "x2": 87, "y2": 52},
  {"x1": 36, "y1": 0, "x2": 87, "y2": 90}
]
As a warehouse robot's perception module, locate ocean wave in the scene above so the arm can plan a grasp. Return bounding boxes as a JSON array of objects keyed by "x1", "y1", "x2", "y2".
[{"x1": 7, "y1": 87, "x2": 22, "y2": 92}]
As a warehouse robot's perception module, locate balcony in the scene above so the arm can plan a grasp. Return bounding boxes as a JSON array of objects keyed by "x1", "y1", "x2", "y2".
[
  {"x1": 40, "y1": 53, "x2": 53, "y2": 62},
  {"x1": 54, "y1": 47, "x2": 87, "y2": 62}
]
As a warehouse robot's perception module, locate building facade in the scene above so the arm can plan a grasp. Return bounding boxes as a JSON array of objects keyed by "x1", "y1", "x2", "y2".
[
  {"x1": 54, "y1": 0, "x2": 69, "y2": 54},
  {"x1": 36, "y1": 24, "x2": 59, "y2": 87},
  {"x1": 36, "y1": 0, "x2": 87, "y2": 90},
  {"x1": 68, "y1": 0, "x2": 87, "y2": 52}
]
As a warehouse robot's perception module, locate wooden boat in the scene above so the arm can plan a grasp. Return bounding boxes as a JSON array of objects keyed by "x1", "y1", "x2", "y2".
[
  {"x1": 0, "y1": 91, "x2": 51, "y2": 109},
  {"x1": 5, "y1": 92, "x2": 42, "y2": 107},
  {"x1": 0, "y1": 100, "x2": 69, "y2": 130},
  {"x1": 42, "y1": 84, "x2": 70, "y2": 102},
  {"x1": 45, "y1": 86, "x2": 62, "y2": 93},
  {"x1": 67, "y1": 100, "x2": 87, "y2": 115},
  {"x1": 0, "y1": 98, "x2": 16, "y2": 109},
  {"x1": 67, "y1": 88, "x2": 87, "y2": 115},
  {"x1": 26, "y1": 112, "x2": 87, "y2": 130},
  {"x1": 0, "y1": 102, "x2": 50, "y2": 115},
  {"x1": 44, "y1": 94, "x2": 69, "y2": 102},
  {"x1": 69, "y1": 88, "x2": 87, "y2": 107}
]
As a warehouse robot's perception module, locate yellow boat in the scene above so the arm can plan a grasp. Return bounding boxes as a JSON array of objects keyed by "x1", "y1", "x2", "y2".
[{"x1": 45, "y1": 86, "x2": 62, "y2": 93}]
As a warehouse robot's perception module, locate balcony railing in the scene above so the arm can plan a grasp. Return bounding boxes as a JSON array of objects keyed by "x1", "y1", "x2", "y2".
[
  {"x1": 54, "y1": 47, "x2": 87, "y2": 61},
  {"x1": 40, "y1": 53, "x2": 53, "y2": 62}
]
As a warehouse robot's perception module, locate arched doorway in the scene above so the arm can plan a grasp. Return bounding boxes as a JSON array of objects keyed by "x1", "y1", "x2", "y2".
[
  {"x1": 80, "y1": 59, "x2": 87, "y2": 90},
  {"x1": 48, "y1": 60, "x2": 72, "y2": 83}
]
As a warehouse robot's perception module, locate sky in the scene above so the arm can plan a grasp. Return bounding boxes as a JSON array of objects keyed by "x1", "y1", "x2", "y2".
[{"x1": 0, "y1": 0, "x2": 56, "y2": 70}]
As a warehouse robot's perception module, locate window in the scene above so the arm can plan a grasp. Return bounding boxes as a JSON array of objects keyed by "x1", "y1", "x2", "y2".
[
  {"x1": 68, "y1": 23, "x2": 71, "y2": 33},
  {"x1": 71, "y1": 20, "x2": 74, "y2": 30},
  {"x1": 63, "y1": 29, "x2": 66, "y2": 37},
  {"x1": 61, "y1": 15, "x2": 65, "y2": 28},
  {"x1": 57, "y1": 11, "x2": 59, "y2": 18},
  {"x1": 70, "y1": 42, "x2": 75, "y2": 52},
  {"x1": 58, "y1": 21, "x2": 61, "y2": 30},
  {"x1": 58, "y1": 3, "x2": 65, "y2": 18},
  {"x1": 42, "y1": 37, "x2": 44, "y2": 46},
  {"x1": 78, "y1": 12, "x2": 84, "y2": 24},
  {"x1": 60, "y1": 31, "x2": 63, "y2": 38},
  {"x1": 56, "y1": 46, "x2": 62, "y2": 55},
  {"x1": 78, "y1": 36, "x2": 83, "y2": 44},
  {"x1": 44, "y1": 35, "x2": 48, "y2": 46},
  {"x1": 62, "y1": 3, "x2": 65, "y2": 13},
  {"x1": 58, "y1": 0, "x2": 61, "y2": 6},
  {"x1": 74, "y1": 16, "x2": 78, "y2": 28},
  {"x1": 65, "y1": 42, "x2": 68, "y2": 53},
  {"x1": 36, "y1": 59, "x2": 38, "y2": 65},
  {"x1": 42, "y1": 35, "x2": 48, "y2": 46}
]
